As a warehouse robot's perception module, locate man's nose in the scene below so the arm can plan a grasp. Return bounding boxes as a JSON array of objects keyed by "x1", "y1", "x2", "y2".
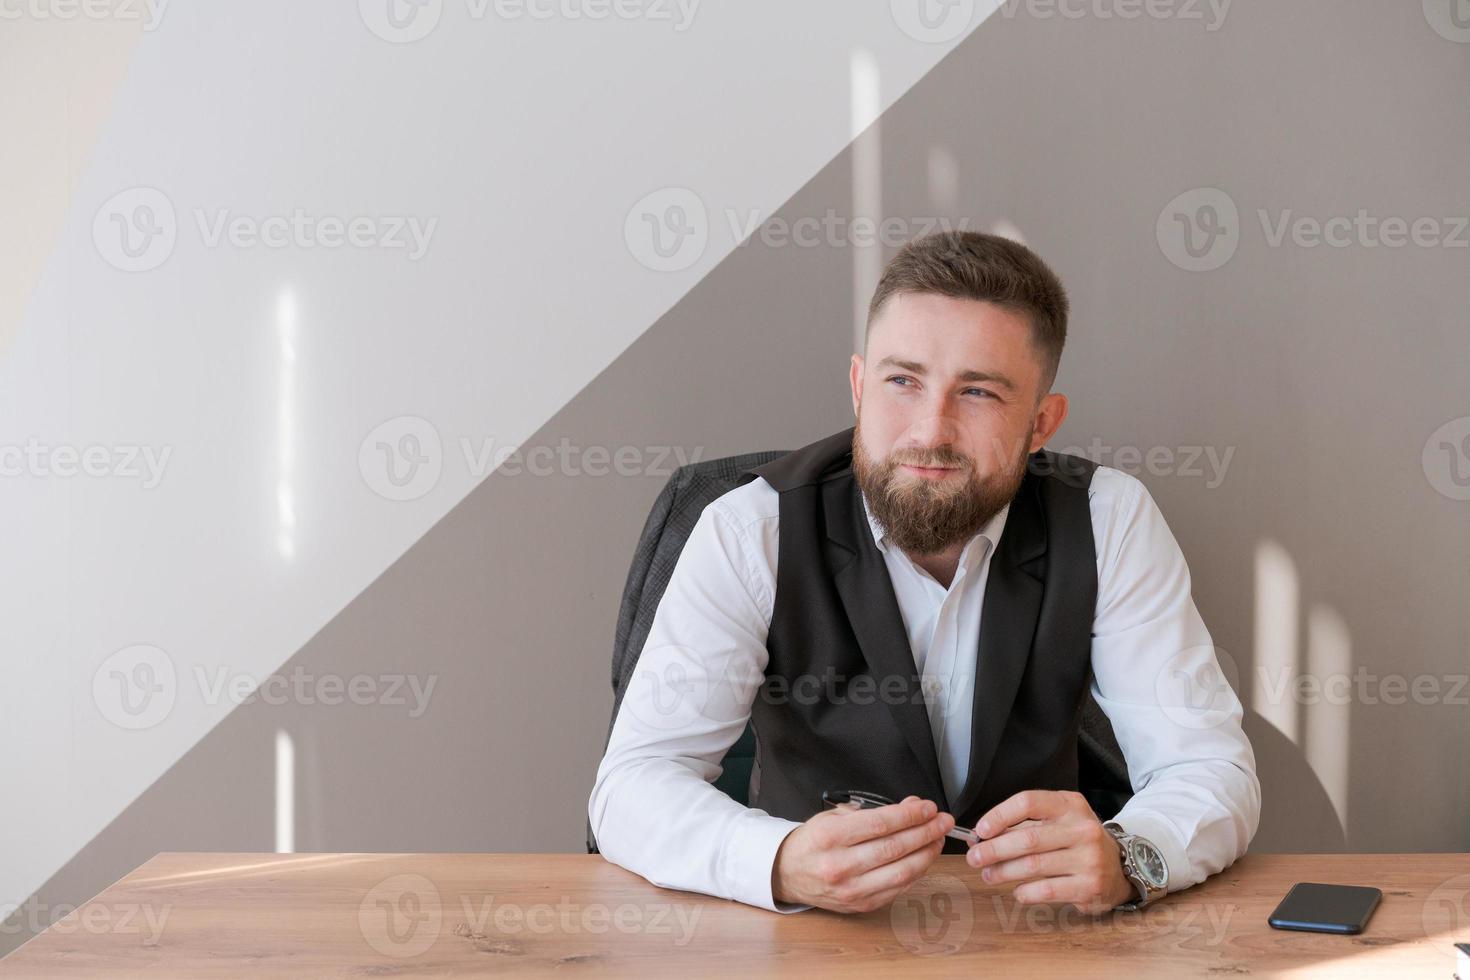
[{"x1": 902, "y1": 410, "x2": 961, "y2": 450}]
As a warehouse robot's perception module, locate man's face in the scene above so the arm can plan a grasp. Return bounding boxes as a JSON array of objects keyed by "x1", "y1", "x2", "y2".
[{"x1": 849, "y1": 292, "x2": 1068, "y2": 556}]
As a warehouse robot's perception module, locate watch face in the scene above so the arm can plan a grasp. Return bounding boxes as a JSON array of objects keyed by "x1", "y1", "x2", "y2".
[{"x1": 1129, "y1": 840, "x2": 1168, "y2": 888}]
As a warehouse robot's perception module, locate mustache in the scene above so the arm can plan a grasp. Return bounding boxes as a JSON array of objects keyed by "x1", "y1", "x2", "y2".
[{"x1": 887, "y1": 450, "x2": 971, "y2": 470}]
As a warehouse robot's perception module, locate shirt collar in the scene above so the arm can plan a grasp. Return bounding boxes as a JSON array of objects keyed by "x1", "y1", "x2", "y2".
[{"x1": 859, "y1": 487, "x2": 1011, "y2": 566}]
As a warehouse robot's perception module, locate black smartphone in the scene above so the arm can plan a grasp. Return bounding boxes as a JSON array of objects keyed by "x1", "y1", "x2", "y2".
[{"x1": 1267, "y1": 882, "x2": 1381, "y2": 935}]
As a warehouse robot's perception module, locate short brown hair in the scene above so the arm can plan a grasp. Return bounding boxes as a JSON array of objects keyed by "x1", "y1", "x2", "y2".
[{"x1": 865, "y1": 230, "x2": 1069, "y2": 392}]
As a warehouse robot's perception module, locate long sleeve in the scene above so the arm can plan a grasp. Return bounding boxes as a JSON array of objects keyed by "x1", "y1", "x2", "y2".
[
  {"x1": 1086, "y1": 467, "x2": 1262, "y2": 892},
  {"x1": 588, "y1": 479, "x2": 809, "y2": 912}
]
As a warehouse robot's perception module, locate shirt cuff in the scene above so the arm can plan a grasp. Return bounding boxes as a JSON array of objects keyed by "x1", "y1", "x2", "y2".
[
  {"x1": 1103, "y1": 810, "x2": 1191, "y2": 895},
  {"x1": 719, "y1": 810, "x2": 811, "y2": 913}
]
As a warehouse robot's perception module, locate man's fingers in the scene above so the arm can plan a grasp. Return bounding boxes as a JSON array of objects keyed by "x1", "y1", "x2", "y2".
[
  {"x1": 1011, "y1": 873, "x2": 1113, "y2": 910},
  {"x1": 844, "y1": 835, "x2": 945, "y2": 900},
  {"x1": 974, "y1": 845, "x2": 1076, "y2": 885},
  {"x1": 965, "y1": 821, "x2": 1071, "y2": 868},
  {"x1": 845, "y1": 812, "x2": 954, "y2": 875},
  {"x1": 828, "y1": 796, "x2": 938, "y2": 846},
  {"x1": 975, "y1": 790, "x2": 1075, "y2": 838}
]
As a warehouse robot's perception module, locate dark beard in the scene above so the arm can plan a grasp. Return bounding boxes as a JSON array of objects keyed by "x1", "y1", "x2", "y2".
[{"x1": 851, "y1": 417, "x2": 1032, "y2": 556}]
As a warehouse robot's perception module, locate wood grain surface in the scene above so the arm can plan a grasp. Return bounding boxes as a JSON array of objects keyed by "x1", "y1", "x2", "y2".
[{"x1": 4, "y1": 852, "x2": 1468, "y2": 977}]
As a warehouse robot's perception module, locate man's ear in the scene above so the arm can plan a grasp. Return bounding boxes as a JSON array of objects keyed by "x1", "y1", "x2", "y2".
[
  {"x1": 1029, "y1": 392, "x2": 1069, "y2": 453},
  {"x1": 849, "y1": 353, "x2": 864, "y2": 417}
]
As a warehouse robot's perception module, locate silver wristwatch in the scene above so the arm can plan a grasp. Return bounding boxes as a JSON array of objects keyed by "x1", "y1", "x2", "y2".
[{"x1": 1103, "y1": 822, "x2": 1168, "y2": 910}]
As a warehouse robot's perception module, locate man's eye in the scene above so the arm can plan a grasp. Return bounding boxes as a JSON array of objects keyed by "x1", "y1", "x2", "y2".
[
  {"x1": 887, "y1": 376, "x2": 914, "y2": 387},
  {"x1": 963, "y1": 388, "x2": 996, "y2": 399}
]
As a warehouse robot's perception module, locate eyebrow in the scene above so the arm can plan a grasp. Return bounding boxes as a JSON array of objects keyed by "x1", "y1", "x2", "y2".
[{"x1": 874, "y1": 356, "x2": 1018, "y2": 391}]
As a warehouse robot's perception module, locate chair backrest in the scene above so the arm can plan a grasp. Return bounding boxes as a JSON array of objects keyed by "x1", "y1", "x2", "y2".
[{"x1": 588, "y1": 451, "x2": 1133, "y2": 853}]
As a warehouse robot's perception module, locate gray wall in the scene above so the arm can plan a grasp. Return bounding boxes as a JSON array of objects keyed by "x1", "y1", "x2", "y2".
[{"x1": 5, "y1": 0, "x2": 1468, "y2": 955}]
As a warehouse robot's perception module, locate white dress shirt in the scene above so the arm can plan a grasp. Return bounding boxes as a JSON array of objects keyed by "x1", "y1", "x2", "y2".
[{"x1": 588, "y1": 465, "x2": 1260, "y2": 913}]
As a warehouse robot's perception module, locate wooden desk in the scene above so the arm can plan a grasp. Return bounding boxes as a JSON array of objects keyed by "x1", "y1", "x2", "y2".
[{"x1": 3, "y1": 853, "x2": 1468, "y2": 977}]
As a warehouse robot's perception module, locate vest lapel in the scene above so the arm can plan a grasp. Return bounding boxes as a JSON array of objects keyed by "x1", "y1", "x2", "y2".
[
  {"x1": 951, "y1": 465, "x2": 1049, "y2": 821},
  {"x1": 822, "y1": 475, "x2": 949, "y2": 807}
]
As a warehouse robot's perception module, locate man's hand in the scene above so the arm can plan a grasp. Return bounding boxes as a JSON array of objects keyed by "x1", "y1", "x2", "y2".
[
  {"x1": 772, "y1": 796, "x2": 954, "y2": 913},
  {"x1": 965, "y1": 790, "x2": 1135, "y2": 915}
]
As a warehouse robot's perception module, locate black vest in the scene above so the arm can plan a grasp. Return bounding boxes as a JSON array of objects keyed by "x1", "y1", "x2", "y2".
[{"x1": 739, "y1": 427, "x2": 1099, "y2": 850}]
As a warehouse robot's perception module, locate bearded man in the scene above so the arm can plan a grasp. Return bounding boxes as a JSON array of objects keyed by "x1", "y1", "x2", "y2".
[{"x1": 589, "y1": 230, "x2": 1259, "y2": 916}]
